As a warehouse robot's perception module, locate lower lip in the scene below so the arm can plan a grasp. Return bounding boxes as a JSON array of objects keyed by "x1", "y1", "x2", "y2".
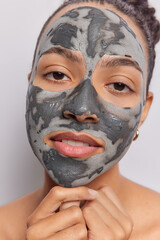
[{"x1": 53, "y1": 141, "x2": 99, "y2": 158}]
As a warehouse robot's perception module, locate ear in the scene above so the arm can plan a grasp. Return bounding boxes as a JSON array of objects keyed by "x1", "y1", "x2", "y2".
[
  {"x1": 138, "y1": 92, "x2": 153, "y2": 127},
  {"x1": 28, "y1": 72, "x2": 32, "y2": 82}
]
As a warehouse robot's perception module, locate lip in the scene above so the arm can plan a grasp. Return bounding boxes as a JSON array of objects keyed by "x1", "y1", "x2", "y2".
[{"x1": 43, "y1": 131, "x2": 105, "y2": 158}]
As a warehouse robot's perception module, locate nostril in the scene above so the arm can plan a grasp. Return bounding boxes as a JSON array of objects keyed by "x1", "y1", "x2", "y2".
[
  {"x1": 86, "y1": 117, "x2": 93, "y2": 121},
  {"x1": 68, "y1": 114, "x2": 76, "y2": 120},
  {"x1": 85, "y1": 117, "x2": 97, "y2": 123},
  {"x1": 64, "y1": 111, "x2": 76, "y2": 120},
  {"x1": 63, "y1": 110, "x2": 99, "y2": 123}
]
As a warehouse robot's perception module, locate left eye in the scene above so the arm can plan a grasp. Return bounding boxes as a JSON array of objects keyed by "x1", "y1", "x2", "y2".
[
  {"x1": 45, "y1": 71, "x2": 69, "y2": 81},
  {"x1": 107, "y1": 82, "x2": 131, "y2": 92}
]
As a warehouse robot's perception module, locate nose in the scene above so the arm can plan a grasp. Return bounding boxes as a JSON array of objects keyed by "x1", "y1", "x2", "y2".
[
  {"x1": 63, "y1": 110, "x2": 99, "y2": 123},
  {"x1": 63, "y1": 80, "x2": 101, "y2": 123}
]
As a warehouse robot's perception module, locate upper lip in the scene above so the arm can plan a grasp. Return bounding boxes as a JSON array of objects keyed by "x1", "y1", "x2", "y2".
[{"x1": 44, "y1": 131, "x2": 105, "y2": 148}]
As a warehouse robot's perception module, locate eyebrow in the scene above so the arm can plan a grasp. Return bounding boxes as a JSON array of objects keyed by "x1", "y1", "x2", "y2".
[
  {"x1": 41, "y1": 46, "x2": 83, "y2": 63},
  {"x1": 100, "y1": 57, "x2": 142, "y2": 73}
]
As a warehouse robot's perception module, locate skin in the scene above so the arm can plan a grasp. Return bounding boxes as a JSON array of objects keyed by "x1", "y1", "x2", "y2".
[
  {"x1": 0, "y1": 1, "x2": 160, "y2": 240},
  {"x1": 27, "y1": 6, "x2": 145, "y2": 187}
]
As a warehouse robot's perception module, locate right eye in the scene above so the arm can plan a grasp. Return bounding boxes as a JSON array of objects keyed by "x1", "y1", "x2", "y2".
[{"x1": 44, "y1": 71, "x2": 70, "y2": 82}]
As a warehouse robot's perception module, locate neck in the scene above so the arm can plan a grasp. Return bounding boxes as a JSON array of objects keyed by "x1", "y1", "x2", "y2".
[
  {"x1": 41, "y1": 164, "x2": 122, "y2": 197},
  {"x1": 87, "y1": 164, "x2": 122, "y2": 195}
]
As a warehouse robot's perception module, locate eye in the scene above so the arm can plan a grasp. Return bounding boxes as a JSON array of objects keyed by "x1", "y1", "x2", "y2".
[
  {"x1": 106, "y1": 82, "x2": 132, "y2": 93},
  {"x1": 44, "y1": 71, "x2": 70, "y2": 81}
]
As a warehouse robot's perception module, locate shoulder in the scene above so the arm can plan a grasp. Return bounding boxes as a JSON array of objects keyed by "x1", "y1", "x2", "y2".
[
  {"x1": 120, "y1": 177, "x2": 160, "y2": 240},
  {"x1": 0, "y1": 200, "x2": 26, "y2": 240},
  {"x1": 0, "y1": 188, "x2": 43, "y2": 240}
]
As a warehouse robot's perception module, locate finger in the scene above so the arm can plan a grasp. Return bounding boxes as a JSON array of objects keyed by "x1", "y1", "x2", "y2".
[
  {"x1": 83, "y1": 206, "x2": 114, "y2": 240},
  {"x1": 93, "y1": 187, "x2": 133, "y2": 237},
  {"x1": 60, "y1": 200, "x2": 80, "y2": 210},
  {"x1": 96, "y1": 186, "x2": 130, "y2": 220},
  {"x1": 84, "y1": 200, "x2": 127, "y2": 239},
  {"x1": 27, "y1": 186, "x2": 97, "y2": 225},
  {"x1": 100, "y1": 185, "x2": 128, "y2": 216},
  {"x1": 82, "y1": 189, "x2": 124, "y2": 223},
  {"x1": 26, "y1": 206, "x2": 85, "y2": 240},
  {"x1": 45, "y1": 223, "x2": 87, "y2": 240}
]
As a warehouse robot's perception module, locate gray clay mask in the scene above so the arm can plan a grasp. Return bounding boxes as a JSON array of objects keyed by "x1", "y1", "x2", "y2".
[{"x1": 26, "y1": 7, "x2": 146, "y2": 187}]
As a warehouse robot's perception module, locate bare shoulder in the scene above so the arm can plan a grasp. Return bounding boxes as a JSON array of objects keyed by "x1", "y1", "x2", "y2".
[
  {"x1": 0, "y1": 188, "x2": 43, "y2": 240},
  {"x1": 0, "y1": 198, "x2": 28, "y2": 240},
  {"x1": 0, "y1": 200, "x2": 24, "y2": 240},
  {"x1": 120, "y1": 176, "x2": 160, "y2": 239}
]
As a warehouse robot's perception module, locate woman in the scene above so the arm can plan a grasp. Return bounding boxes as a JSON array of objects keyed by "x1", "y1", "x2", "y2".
[{"x1": 0, "y1": 0, "x2": 160, "y2": 239}]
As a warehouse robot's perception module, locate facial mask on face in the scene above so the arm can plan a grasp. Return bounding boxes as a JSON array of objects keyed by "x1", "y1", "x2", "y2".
[{"x1": 26, "y1": 7, "x2": 146, "y2": 187}]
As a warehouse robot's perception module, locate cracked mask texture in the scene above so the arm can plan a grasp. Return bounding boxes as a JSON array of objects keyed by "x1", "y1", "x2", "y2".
[{"x1": 26, "y1": 7, "x2": 145, "y2": 187}]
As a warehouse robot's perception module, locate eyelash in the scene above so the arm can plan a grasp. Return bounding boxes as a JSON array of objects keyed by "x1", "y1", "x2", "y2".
[
  {"x1": 105, "y1": 82, "x2": 133, "y2": 94},
  {"x1": 43, "y1": 71, "x2": 70, "y2": 83},
  {"x1": 43, "y1": 71, "x2": 134, "y2": 94}
]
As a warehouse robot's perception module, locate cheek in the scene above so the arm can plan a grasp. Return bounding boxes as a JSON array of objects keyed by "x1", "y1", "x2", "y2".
[
  {"x1": 42, "y1": 149, "x2": 88, "y2": 187},
  {"x1": 26, "y1": 85, "x2": 67, "y2": 132},
  {"x1": 97, "y1": 98, "x2": 142, "y2": 144}
]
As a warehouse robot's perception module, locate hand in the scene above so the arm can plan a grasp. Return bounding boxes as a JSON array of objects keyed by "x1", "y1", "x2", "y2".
[
  {"x1": 82, "y1": 186, "x2": 133, "y2": 240},
  {"x1": 26, "y1": 186, "x2": 96, "y2": 240}
]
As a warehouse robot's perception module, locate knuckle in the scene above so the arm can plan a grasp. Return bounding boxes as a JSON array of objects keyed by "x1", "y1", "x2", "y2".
[
  {"x1": 82, "y1": 206, "x2": 92, "y2": 216},
  {"x1": 115, "y1": 220, "x2": 133, "y2": 240},
  {"x1": 25, "y1": 226, "x2": 35, "y2": 240},
  {"x1": 115, "y1": 228, "x2": 126, "y2": 240},
  {"x1": 50, "y1": 186, "x2": 63, "y2": 198},
  {"x1": 125, "y1": 218, "x2": 134, "y2": 236},
  {"x1": 70, "y1": 206, "x2": 83, "y2": 220},
  {"x1": 75, "y1": 223, "x2": 87, "y2": 239}
]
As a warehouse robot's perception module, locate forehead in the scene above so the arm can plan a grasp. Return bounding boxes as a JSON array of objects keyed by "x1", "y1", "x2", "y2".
[{"x1": 37, "y1": 7, "x2": 145, "y2": 74}]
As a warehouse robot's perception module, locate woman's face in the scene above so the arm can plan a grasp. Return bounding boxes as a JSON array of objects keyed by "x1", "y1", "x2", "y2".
[{"x1": 26, "y1": 3, "x2": 148, "y2": 187}]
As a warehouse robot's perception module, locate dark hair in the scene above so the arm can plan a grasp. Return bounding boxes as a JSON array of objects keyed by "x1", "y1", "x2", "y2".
[{"x1": 32, "y1": 0, "x2": 160, "y2": 92}]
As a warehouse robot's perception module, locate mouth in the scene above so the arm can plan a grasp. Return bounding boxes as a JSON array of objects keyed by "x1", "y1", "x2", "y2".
[{"x1": 43, "y1": 131, "x2": 105, "y2": 158}]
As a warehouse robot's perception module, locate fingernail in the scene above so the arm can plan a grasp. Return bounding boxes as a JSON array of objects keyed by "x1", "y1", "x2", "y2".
[{"x1": 88, "y1": 188, "x2": 97, "y2": 197}]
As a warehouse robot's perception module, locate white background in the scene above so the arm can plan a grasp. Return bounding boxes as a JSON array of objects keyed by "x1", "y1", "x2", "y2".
[{"x1": 0, "y1": 0, "x2": 159, "y2": 206}]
